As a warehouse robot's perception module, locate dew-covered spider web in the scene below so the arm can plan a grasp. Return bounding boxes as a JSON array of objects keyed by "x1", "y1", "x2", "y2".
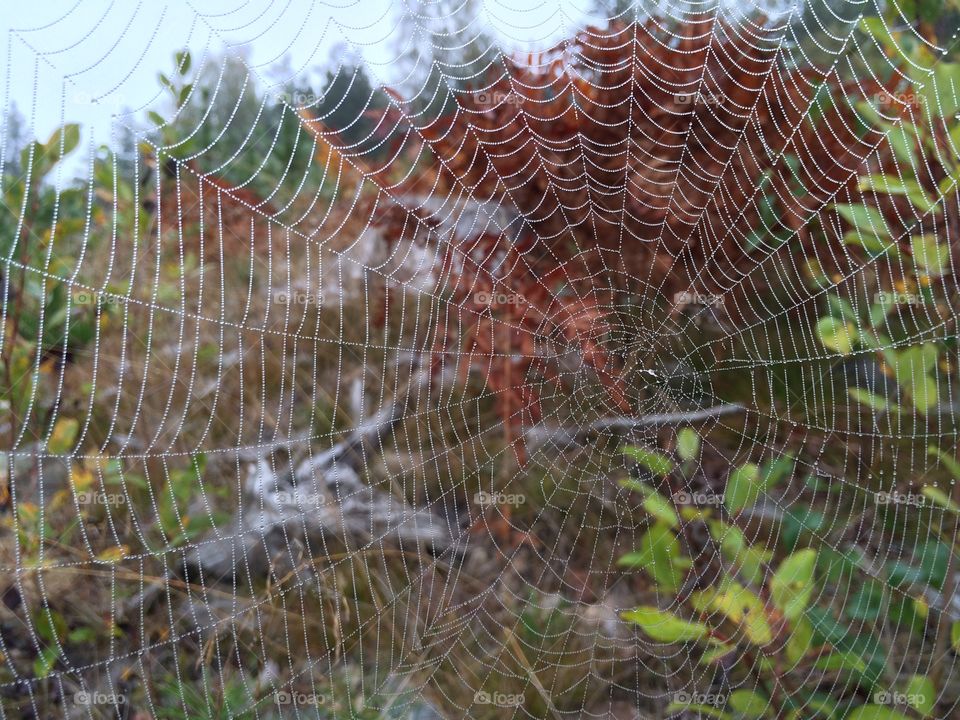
[{"x1": 2, "y1": 0, "x2": 960, "y2": 718}]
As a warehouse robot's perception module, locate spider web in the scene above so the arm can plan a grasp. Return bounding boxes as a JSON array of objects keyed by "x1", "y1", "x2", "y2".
[{"x1": 1, "y1": 0, "x2": 960, "y2": 718}]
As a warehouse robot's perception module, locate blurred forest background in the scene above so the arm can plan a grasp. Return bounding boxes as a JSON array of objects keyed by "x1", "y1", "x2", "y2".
[{"x1": 3, "y1": 0, "x2": 960, "y2": 718}]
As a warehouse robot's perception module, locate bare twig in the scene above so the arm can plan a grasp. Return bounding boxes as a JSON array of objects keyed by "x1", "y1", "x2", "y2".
[
  {"x1": 524, "y1": 403, "x2": 746, "y2": 452},
  {"x1": 588, "y1": 403, "x2": 746, "y2": 431}
]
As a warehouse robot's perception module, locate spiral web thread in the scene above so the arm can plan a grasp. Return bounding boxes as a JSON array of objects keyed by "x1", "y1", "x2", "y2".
[{"x1": 1, "y1": 0, "x2": 960, "y2": 718}]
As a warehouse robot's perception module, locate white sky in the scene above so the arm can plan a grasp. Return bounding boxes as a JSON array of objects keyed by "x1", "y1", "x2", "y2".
[
  {"x1": 0, "y1": 0, "x2": 608, "y2": 149},
  {"x1": 0, "y1": 0, "x2": 797, "y2": 173}
]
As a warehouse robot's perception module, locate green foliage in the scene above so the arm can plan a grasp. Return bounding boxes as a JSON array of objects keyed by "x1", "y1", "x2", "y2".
[
  {"x1": 725, "y1": 461, "x2": 785, "y2": 513},
  {"x1": 0, "y1": 122, "x2": 138, "y2": 451},
  {"x1": 770, "y1": 549, "x2": 816, "y2": 621},
  {"x1": 846, "y1": 705, "x2": 911, "y2": 720},
  {"x1": 816, "y1": 316, "x2": 857, "y2": 355},
  {"x1": 620, "y1": 480, "x2": 679, "y2": 527},
  {"x1": 617, "y1": 433, "x2": 951, "y2": 718},
  {"x1": 155, "y1": 453, "x2": 222, "y2": 547},
  {"x1": 676, "y1": 427, "x2": 700, "y2": 462},
  {"x1": 621, "y1": 444, "x2": 674, "y2": 475},
  {"x1": 709, "y1": 520, "x2": 772, "y2": 585},
  {"x1": 883, "y1": 343, "x2": 940, "y2": 413},
  {"x1": 620, "y1": 606, "x2": 709, "y2": 642},
  {"x1": 617, "y1": 519, "x2": 690, "y2": 590}
]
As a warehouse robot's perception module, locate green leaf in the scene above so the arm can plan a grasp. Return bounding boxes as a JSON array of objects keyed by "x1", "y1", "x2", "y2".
[
  {"x1": 846, "y1": 582, "x2": 885, "y2": 622},
  {"x1": 22, "y1": 123, "x2": 81, "y2": 180},
  {"x1": 847, "y1": 707, "x2": 911, "y2": 720},
  {"x1": 620, "y1": 606, "x2": 709, "y2": 642},
  {"x1": 886, "y1": 539, "x2": 950, "y2": 590},
  {"x1": 903, "y1": 674, "x2": 935, "y2": 718},
  {"x1": 621, "y1": 445, "x2": 675, "y2": 476},
  {"x1": 700, "y1": 642, "x2": 736, "y2": 664},
  {"x1": 817, "y1": 546, "x2": 868, "y2": 584},
  {"x1": 890, "y1": 344, "x2": 940, "y2": 412},
  {"x1": 177, "y1": 83, "x2": 193, "y2": 109},
  {"x1": 905, "y1": 373, "x2": 939, "y2": 412},
  {"x1": 951, "y1": 620, "x2": 960, "y2": 651},
  {"x1": 68, "y1": 626, "x2": 97, "y2": 643},
  {"x1": 858, "y1": 174, "x2": 934, "y2": 213},
  {"x1": 886, "y1": 561, "x2": 928, "y2": 587},
  {"x1": 617, "y1": 521, "x2": 690, "y2": 590},
  {"x1": 35, "y1": 609, "x2": 65, "y2": 643},
  {"x1": 885, "y1": 125, "x2": 919, "y2": 167},
  {"x1": 664, "y1": 703, "x2": 733, "y2": 719},
  {"x1": 709, "y1": 581, "x2": 773, "y2": 645},
  {"x1": 786, "y1": 617, "x2": 813, "y2": 664},
  {"x1": 939, "y1": 172, "x2": 959, "y2": 197},
  {"x1": 841, "y1": 231, "x2": 895, "y2": 257},
  {"x1": 869, "y1": 295, "x2": 895, "y2": 327},
  {"x1": 676, "y1": 428, "x2": 700, "y2": 462},
  {"x1": 859, "y1": 17, "x2": 900, "y2": 56},
  {"x1": 729, "y1": 690, "x2": 769, "y2": 718},
  {"x1": 914, "y1": 540, "x2": 952, "y2": 590},
  {"x1": 784, "y1": 694, "x2": 837, "y2": 720},
  {"x1": 827, "y1": 294, "x2": 858, "y2": 321},
  {"x1": 45, "y1": 123, "x2": 81, "y2": 162},
  {"x1": 816, "y1": 317, "x2": 856, "y2": 354},
  {"x1": 641, "y1": 493, "x2": 679, "y2": 528},
  {"x1": 761, "y1": 453, "x2": 794, "y2": 488},
  {"x1": 889, "y1": 597, "x2": 928, "y2": 637},
  {"x1": 910, "y1": 235, "x2": 950, "y2": 275},
  {"x1": 848, "y1": 388, "x2": 898, "y2": 415},
  {"x1": 771, "y1": 549, "x2": 817, "y2": 621},
  {"x1": 834, "y1": 203, "x2": 890, "y2": 238},
  {"x1": 725, "y1": 463, "x2": 761, "y2": 513},
  {"x1": 921, "y1": 62, "x2": 960, "y2": 119},
  {"x1": 921, "y1": 486, "x2": 960, "y2": 514},
  {"x1": 803, "y1": 258, "x2": 831, "y2": 289},
  {"x1": 47, "y1": 417, "x2": 79, "y2": 454},
  {"x1": 33, "y1": 646, "x2": 59, "y2": 679},
  {"x1": 812, "y1": 651, "x2": 868, "y2": 673},
  {"x1": 805, "y1": 607, "x2": 888, "y2": 687},
  {"x1": 858, "y1": 329, "x2": 889, "y2": 352},
  {"x1": 708, "y1": 521, "x2": 772, "y2": 585},
  {"x1": 175, "y1": 49, "x2": 192, "y2": 75},
  {"x1": 928, "y1": 446, "x2": 960, "y2": 481},
  {"x1": 895, "y1": 343, "x2": 939, "y2": 376},
  {"x1": 620, "y1": 480, "x2": 679, "y2": 528},
  {"x1": 855, "y1": 98, "x2": 885, "y2": 129}
]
